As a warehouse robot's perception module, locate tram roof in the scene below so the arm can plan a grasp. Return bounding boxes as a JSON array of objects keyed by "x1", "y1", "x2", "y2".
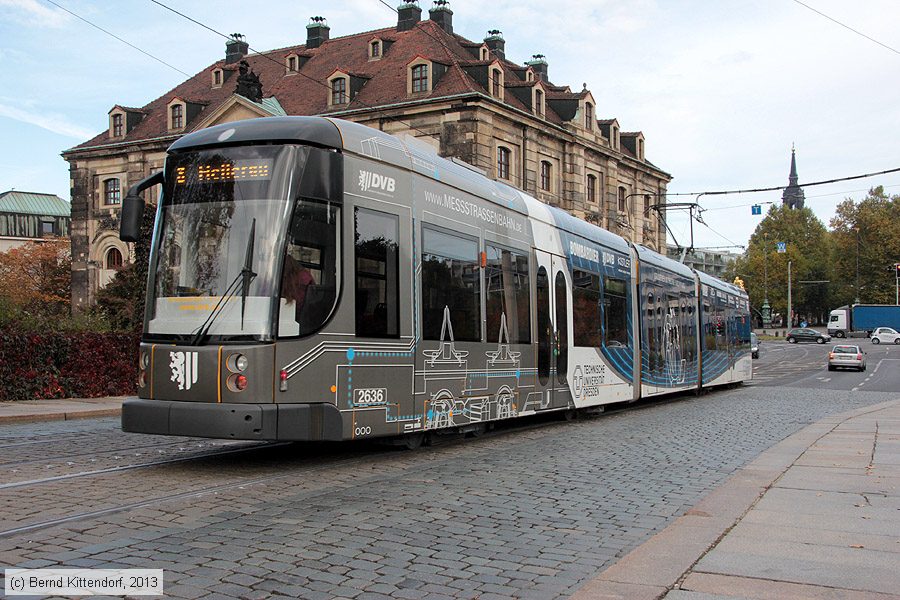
[
  {"x1": 697, "y1": 270, "x2": 747, "y2": 297},
  {"x1": 168, "y1": 116, "x2": 344, "y2": 152},
  {"x1": 634, "y1": 243, "x2": 695, "y2": 278}
]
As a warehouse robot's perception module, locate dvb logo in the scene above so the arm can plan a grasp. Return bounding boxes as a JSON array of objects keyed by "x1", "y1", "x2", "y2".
[{"x1": 359, "y1": 170, "x2": 396, "y2": 194}]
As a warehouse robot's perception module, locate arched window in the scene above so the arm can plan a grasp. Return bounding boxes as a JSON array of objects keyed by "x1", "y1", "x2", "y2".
[
  {"x1": 104, "y1": 178, "x2": 121, "y2": 205},
  {"x1": 497, "y1": 146, "x2": 510, "y2": 180},
  {"x1": 411, "y1": 64, "x2": 428, "y2": 93},
  {"x1": 587, "y1": 174, "x2": 596, "y2": 204},
  {"x1": 585, "y1": 103, "x2": 593, "y2": 130},
  {"x1": 331, "y1": 77, "x2": 347, "y2": 104},
  {"x1": 106, "y1": 247, "x2": 123, "y2": 270},
  {"x1": 540, "y1": 161, "x2": 551, "y2": 191}
]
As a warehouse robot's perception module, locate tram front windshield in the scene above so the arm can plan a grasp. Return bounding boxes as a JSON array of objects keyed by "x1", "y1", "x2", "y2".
[{"x1": 146, "y1": 145, "x2": 298, "y2": 341}]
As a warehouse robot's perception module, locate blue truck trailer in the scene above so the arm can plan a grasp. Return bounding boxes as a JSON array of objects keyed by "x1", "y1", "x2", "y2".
[{"x1": 828, "y1": 304, "x2": 900, "y2": 337}]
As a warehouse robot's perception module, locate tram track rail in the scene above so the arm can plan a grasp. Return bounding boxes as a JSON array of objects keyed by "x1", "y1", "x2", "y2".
[
  {"x1": 0, "y1": 437, "x2": 255, "y2": 470},
  {"x1": 0, "y1": 443, "x2": 404, "y2": 540},
  {"x1": 0, "y1": 441, "x2": 282, "y2": 491}
]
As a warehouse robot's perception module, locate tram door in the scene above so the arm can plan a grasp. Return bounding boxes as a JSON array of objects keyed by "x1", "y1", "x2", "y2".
[{"x1": 534, "y1": 249, "x2": 571, "y2": 411}]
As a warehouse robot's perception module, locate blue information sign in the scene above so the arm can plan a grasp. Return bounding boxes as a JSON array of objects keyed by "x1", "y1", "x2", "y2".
[
  {"x1": 776, "y1": 242, "x2": 786, "y2": 253},
  {"x1": 751, "y1": 205, "x2": 761, "y2": 215}
]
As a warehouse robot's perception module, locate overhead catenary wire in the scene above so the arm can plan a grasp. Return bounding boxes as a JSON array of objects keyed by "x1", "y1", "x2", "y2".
[
  {"x1": 790, "y1": 0, "x2": 900, "y2": 57},
  {"x1": 666, "y1": 165, "x2": 900, "y2": 199},
  {"x1": 43, "y1": 0, "x2": 192, "y2": 77}
]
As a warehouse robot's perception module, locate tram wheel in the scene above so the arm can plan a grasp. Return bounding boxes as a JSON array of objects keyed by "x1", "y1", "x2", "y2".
[{"x1": 402, "y1": 432, "x2": 427, "y2": 450}]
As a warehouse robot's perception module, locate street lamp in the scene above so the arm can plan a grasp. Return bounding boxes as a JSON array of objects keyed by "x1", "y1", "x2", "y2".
[
  {"x1": 761, "y1": 232, "x2": 771, "y2": 328},
  {"x1": 855, "y1": 227, "x2": 860, "y2": 304},
  {"x1": 787, "y1": 259, "x2": 793, "y2": 328}
]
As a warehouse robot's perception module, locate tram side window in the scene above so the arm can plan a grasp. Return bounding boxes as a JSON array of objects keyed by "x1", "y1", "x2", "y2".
[
  {"x1": 355, "y1": 208, "x2": 399, "y2": 338},
  {"x1": 279, "y1": 199, "x2": 340, "y2": 337},
  {"x1": 573, "y1": 269, "x2": 601, "y2": 347},
  {"x1": 422, "y1": 227, "x2": 481, "y2": 342},
  {"x1": 485, "y1": 244, "x2": 530, "y2": 344},
  {"x1": 602, "y1": 276, "x2": 628, "y2": 347}
]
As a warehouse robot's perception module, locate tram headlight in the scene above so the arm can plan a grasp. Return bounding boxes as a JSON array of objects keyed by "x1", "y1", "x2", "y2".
[
  {"x1": 137, "y1": 371, "x2": 146, "y2": 389},
  {"x1": 140, "y1": 351, "x2": 150, "y2": 370},
  {"x1": 226, "y1": 353, "x2": 248, "y2": 373}
]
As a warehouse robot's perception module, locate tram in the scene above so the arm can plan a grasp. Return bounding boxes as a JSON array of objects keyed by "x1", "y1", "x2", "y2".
[{"x1": 120, "y1": 116, "x2": 751, "y2": 444}]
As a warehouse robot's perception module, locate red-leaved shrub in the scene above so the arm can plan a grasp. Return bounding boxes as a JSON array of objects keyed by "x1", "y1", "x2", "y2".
[{"x1": 0, "y1": 332, "x2": 140, "y2": 401}]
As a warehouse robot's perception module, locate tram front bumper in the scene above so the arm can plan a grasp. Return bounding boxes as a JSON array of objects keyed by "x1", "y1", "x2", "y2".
[{"x1": 122, "y1": 398, "x2": 343, "y2": 441}]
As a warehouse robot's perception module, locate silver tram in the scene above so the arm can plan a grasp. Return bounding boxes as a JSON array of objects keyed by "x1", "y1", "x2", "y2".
[{"x1": 120, "y1": 116, "x2": 751, "y2": 444}]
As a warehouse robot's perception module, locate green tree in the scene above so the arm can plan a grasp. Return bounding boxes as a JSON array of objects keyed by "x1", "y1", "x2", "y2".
[
  {"x1": 829, "y1": 187, "x2": 900, "y2": 305},
  {"x1": 731, "y1": 204, "x2": 832, "y2": 325}
]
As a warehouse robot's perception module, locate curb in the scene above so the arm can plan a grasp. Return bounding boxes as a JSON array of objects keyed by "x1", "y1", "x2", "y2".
[
  {"x1": 0, "y1": 407, "x2": 122, "y2": 424},
  {"x1": 570, "y1": 397, "x2": 900, "y2": 600}
]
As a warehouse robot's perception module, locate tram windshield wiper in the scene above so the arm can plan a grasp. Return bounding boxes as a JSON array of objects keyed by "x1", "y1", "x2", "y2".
[{"x1": 190, "y1": 219, "x2": 257, "y2": 346}]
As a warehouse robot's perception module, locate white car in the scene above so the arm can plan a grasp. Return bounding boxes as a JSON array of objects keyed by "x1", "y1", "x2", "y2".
[{"x1": 871, "y1": 327, "x2": 900, "y2": 345}]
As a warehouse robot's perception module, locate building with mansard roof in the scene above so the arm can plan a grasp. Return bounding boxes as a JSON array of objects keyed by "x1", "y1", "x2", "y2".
[
  {"x1": 62, "y1": 1, "x2": 672, "y2": 309},
  {"x1": 0, "y1": 190, "x2": 71, "y2": 253}
]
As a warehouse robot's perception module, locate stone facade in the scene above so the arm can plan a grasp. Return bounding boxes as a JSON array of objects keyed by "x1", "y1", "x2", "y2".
[{"x1": 63, "y1": 2, "x2": 671, "y2": 309}]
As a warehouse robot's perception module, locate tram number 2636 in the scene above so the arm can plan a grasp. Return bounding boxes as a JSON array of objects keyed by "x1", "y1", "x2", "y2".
[{"x1": 355, "y1": 388, "x2": 386, "y2": 405}]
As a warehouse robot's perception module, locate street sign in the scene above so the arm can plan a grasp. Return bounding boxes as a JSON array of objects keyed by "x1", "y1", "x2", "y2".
[
  {"x1": 776, "y1": 242, "x2": 786, "y2": 253},
  {"x1": 751, "y1": 205, "x2": 761, "y2": 215}
]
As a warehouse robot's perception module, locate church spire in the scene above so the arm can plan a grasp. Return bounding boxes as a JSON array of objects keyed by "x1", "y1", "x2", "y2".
[{"x1": 782, "y1": 145, "x2": 805, "y2": 209}]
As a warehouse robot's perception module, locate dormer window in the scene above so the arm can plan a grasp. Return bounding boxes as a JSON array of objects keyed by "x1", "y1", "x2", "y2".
[
  {"x1": 585, "y1": 103, "x2": 593, "y2": 130},
  {"x1": 371, "y1": 41, "x2": 380, "y2": 58},
  {"x1": 481, "y1": 47, "x2": 488, "y2": 61},
  {"x1": 612, "y1": 125, "x2": 619, "y2": 149},
  {"x1": 331, "y1": 77, "x2": 348, "y2": 105},
  {"x1": 287, "y1": 55, "x2": 298, "y2": 73},
  {"x1": 211, "y1": 68, "x2": 223, "y2": 88},
  {"x1": 411, "y1": 64, "x2": 428, "y2": 93},
  {"x1": 638, "y1": 138, "x2": 644, "y2": 160},
  {"x1": 526, "y1": 70, "x2": 534, "y2": 82},
  {"x1": 534, "y1": 88, "x2": 544, "y2": 117},
  {"x1": 490, "y1": 67, "x2": 503, "y2": 99},
  {"x1": 171, "y1": 104, "x2": 183, "y2": 129},
  {"x1": 111, "y1": 114, "x2": 123, "y2": 137}
]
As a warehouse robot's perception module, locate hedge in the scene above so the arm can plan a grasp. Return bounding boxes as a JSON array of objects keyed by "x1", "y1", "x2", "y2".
[{"x1": 0, "y1": 332, "x2": 140, "y2": 401}]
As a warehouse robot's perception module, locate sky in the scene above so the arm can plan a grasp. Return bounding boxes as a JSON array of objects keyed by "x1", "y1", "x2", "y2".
[{"x1": 2, "y1": 0, "x2": 899, "y2": 251}]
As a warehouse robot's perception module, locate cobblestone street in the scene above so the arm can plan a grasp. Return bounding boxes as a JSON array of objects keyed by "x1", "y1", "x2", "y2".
[{"x1": 0, "y1": 385, "x2": 893, "y2": 599}]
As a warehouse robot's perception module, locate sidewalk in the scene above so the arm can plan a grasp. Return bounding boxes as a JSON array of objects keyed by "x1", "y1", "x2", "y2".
[
  {"x1": 0, "y1": 396, "x2": 124, "y2": 423},
  {"x1": 573, "y1": 398, "x2": 900, "y2": 600}
]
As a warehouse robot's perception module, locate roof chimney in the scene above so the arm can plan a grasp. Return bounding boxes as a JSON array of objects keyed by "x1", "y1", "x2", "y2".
[
  {"x1": 225, "y1": 33, "x2": 248, "y2": 65},
  {"x1": 429, "y1": 0, "x2": 453, "y2": 34},
  {"x1": 484, "y1": 30, "x2": 505, "y2": 60},
  {"x1": 306, "y1": 16, "x2": 330, "y2": 49},
  {"x1": 526, "y1": 54, "x2": 548, "y2": 81},
  {"x1": 397, "y1": 1, "x2": 422, "y2": 31}
]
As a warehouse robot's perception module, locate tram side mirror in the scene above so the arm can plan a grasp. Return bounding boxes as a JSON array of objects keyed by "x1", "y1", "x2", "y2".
[{"x1": 120, "y1": 171, "x2": 164, "y2": 242}]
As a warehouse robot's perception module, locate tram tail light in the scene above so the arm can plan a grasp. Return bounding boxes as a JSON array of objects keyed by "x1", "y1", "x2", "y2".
[
  {"x1": 226, "y1": 373, "x2": 249, "y2": 392},
  {"x1": 279, "y1": 369, "x2": 288, "y2": 392}
]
